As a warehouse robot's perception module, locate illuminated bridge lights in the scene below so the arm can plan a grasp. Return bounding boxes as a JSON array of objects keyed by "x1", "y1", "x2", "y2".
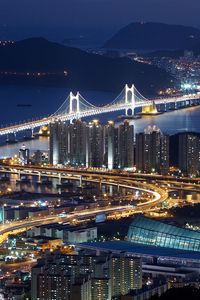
[{"x1": 0, "y1": 84, "x2": 199, "y2": 136}]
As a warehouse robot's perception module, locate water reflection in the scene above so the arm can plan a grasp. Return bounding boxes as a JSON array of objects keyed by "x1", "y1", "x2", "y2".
[
  {"x1": 131, "y1": 106, "x2": 200, "y2": 134},
  {"x1": 0, "y1": 137, "x2": 49, "y2": 158}
]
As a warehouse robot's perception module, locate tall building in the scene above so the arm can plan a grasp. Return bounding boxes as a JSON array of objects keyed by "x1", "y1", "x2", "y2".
[
  {"x1": 31, "y1": 252, "x2": 142, "y2": 300},
  {"x1": 178, "y1": 132, "x2": 200, "y2": 176},
  {"x1": 109, "y1": 254, "x2": 142, "y2": 297},
  {"x1": 32, "y1": 150, "x2": 43, "y2": 164},
  {"x1": 50, "y1": 120, "x2": 87, "y2": 166},
  {"x1": 69, "y1": 119, "x2": 87, "y2": 166},
  {"x1": 104, "y1": 121, "x2": 118, "y2": 170},
  {"x1": 118, "y1": 120, "x2": 134, "y2": 168},
  {"x1": 49, "y1": 121, "x2": 69, "y2": 165},
  {"x1": 38, "y1": 270, "x2": 72, "y2": 300},
  {"x1": 50, "y1": 119, "x2": 135, "y2": 170},
  {"x1": 71, "y1": 278, "x2": 91, "y2": 300},
  {"x1": 91, "y1": 278, "x2": 111, "y2": 300},
  {"x1": 86, "y1": 120, "x2": 104, "y2": 168},
  {"x1": 136, "y1": 125, "x2": 169, "y2": 174},
  {"x1": 19, "y1": 144, "x2": 30, "y2": 165},
  {"x1": 31, "y1": 254, "x2": 80, "y2": 300}
]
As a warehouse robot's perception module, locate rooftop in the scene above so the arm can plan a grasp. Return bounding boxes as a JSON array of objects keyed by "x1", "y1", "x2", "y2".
[
  {"x1": 127, "y1": 215, "x2": 200, "y2": 252},
  {"x1": 78, "y1": 240, "x2": 200, "y2": 262}
]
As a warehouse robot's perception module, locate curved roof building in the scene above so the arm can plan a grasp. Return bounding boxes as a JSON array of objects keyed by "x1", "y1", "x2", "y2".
[{"x1": 127, "y1": 215, "x2": 200, "y2": 252}]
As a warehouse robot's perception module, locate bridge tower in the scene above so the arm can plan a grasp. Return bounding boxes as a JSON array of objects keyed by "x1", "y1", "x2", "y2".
[
  {"x1": 69, "y1": 92, "x2": 80, "y2": 121},
  {"x1": 125, "y1": 84, "x2": 135, "y2": 116}
]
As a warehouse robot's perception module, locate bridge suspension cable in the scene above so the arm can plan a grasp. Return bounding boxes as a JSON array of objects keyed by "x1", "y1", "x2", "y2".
[
  {"x1": 0, "y1": 83, "x2": 198, "y2": 137},
  {"x1": 50, "y1": 94, "x2": 70, "y2": 118},
  {"x1": 104, "y1": 86, "x2": 126, "y2": 107},
  {"x1": 51, "y1": 92, "x2": 98, "y2": 118},
  {"x1": 134, "y1": 85, "x2": 151, "y2": 104},
  {"x1": 78, "y1": 93, "x2": 97, "y2": 109}
]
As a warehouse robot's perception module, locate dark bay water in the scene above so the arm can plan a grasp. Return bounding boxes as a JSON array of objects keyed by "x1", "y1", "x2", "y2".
[
  {"x1": 0, "y1": 85, "x2": 115, "y2": 125},
  {"x1": 132, "y1": 106, "x2": 200, "y2": 135},
  {"x1": 0, "y1": 84, "x2": 200, "y2": 158}
]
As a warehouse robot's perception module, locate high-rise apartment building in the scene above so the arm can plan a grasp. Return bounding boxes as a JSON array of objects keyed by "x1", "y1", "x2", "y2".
[
  {"x1": 91, "y1": 278, "x2": 111, "y2": 300},
  {"x1": 118, "y1": 120, "x2": 134, "y2": 168},
  {"x1": 38, "y1": 271, "x2": 72, "y2": 300},
  {"x1": 109, "y1": 255, "x2": 142, "y2": 297},
  {"x1": 49, "y1": 121, "x2": 69, "y2": 165},
  {"x1": 19, "y1": 144, "x2": 30, "y2": 165},
  {"x1": 31, "y1": 252, "x2": 142, "y2": 300},
  {"x1": 50, "y1": 120, "x2": 87, "y2": 166},
  {"x1": 69, "y1": 119, "x2": 87, "y2": 166},
  {"x1": 104, "y1": 121, "x2": 118, "y2": 170},
  {"x1": 49, "y1": 119, "x2": 135, "y2": 169},
  {"x1": 86, "y1": 120, "x2": 104, "y2": 168},
  {"x1": 178, "y1": 132, "x2": 200, "y2": 176},
  {"x1": 70, "y1": 277, "x2": 91, "y2": 300},
  {"x1": 136, "y1": 125, "x2": 169, "y2": 174}
]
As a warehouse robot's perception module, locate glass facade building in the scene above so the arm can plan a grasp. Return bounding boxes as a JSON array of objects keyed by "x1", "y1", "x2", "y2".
[{"x1": 127, "y1": 216, "x2": 200, "y2": 252}]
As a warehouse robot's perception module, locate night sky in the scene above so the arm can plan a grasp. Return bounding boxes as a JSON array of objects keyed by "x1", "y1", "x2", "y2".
[{"x1": 0, "y1": 0, "x2": 200, "y2": 42}]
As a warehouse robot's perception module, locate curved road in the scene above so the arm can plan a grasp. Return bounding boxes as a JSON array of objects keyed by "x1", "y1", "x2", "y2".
[{"x1": 0, "y1": 165, "x2": 168, "y2": 244}]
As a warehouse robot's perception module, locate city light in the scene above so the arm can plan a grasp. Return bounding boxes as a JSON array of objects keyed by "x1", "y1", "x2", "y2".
[{"x1": 1, "y1": 9, "x2": 200, "y2": 298}]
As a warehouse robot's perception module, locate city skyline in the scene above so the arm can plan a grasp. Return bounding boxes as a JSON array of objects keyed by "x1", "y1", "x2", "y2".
[{"x1": 1, "y1": 1, "x2": 200, "y2": 299}]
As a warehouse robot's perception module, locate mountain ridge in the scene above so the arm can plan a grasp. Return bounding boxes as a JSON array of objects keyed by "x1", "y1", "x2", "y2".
[
  {"x1": 0, "y1": 37, "x2": 173, "y2": 94},
  {"x1": 104, "y1": 22, "x2": 200, "y2": 51}
]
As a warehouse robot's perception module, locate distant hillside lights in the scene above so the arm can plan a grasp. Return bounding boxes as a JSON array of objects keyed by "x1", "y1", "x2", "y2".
[{"x1": 0, "y1": 40, "x2": 14, "y2": 46}]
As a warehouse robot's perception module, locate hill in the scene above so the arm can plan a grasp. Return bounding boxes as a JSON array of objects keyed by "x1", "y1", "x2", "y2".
[
  {"x1": 0, "y1": 37, "x2": 173, "y2": 94},
  {"x1": 104, "y1": 22, "x2": 200, "y2": 51}
]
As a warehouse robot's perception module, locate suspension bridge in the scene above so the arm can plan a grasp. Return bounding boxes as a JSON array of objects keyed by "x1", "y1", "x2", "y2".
[{"x1": 0, "y1": 84, "x2": 200, "y2": 137}]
